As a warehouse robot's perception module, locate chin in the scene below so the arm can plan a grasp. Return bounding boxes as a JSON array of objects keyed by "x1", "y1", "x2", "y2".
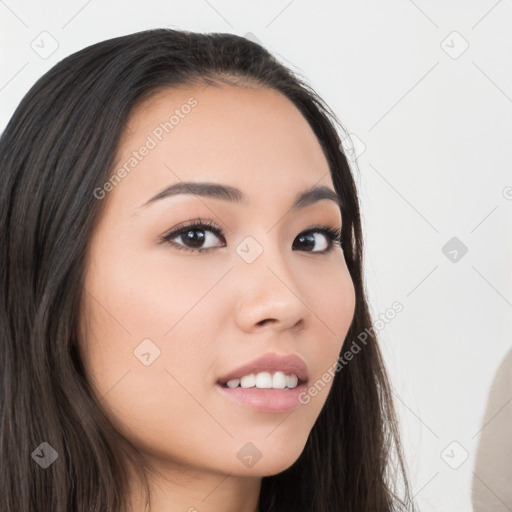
[{"x1": 223, "y1": 435, "x2": 307, "y2": 477}]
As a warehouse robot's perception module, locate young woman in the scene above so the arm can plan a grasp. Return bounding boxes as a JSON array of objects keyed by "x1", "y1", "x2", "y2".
[{"x1": 0, "y1": 28, "x2": 416, "y2": 512}]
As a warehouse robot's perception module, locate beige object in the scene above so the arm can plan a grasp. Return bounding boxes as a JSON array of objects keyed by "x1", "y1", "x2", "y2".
[{"x1": 472, "y1": 347, "x2": 512, "y2": 511}]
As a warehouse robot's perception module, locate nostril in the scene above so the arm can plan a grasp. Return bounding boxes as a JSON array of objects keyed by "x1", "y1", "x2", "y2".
[
  {"x1": 256, "y1": 318, "x2": 277, "y2": 327},
  {"x1": 292, "y1": 318, "x2": 303, "y2": 330}
]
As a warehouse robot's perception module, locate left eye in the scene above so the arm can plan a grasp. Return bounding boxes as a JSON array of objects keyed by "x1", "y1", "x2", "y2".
[
  {"x1": 292, "y1": 229, "x2": 340, "y2": 253},
  {"x1": 161, "y1": 219, "x2": 342, "y2": 254}
]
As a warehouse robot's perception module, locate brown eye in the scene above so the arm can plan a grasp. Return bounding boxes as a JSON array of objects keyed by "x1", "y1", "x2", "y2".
[
  {"x1": 292, "y1": 227, "x2": 342, "y2": 254},
  {"x1": 161, "y1": 219, "x2": 226, "y2": 252}
]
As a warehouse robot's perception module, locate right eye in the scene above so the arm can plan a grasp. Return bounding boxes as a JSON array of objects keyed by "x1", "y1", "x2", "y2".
[{"x1": 160, "y1": 218, "x2": 227, "y2": 253}]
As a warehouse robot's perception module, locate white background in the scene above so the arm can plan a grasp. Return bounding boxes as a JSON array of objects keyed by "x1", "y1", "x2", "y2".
[{"x1": 1, "y1": 2, "x2": 511, "y2": 511}]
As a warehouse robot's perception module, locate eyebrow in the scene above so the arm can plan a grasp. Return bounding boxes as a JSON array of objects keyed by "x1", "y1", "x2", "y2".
[{"x1": 140, "y1": 181, "x2": 342, "y2": 211}]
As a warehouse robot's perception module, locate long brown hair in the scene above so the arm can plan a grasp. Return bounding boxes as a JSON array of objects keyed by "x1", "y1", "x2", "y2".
[{"x1": 0, "y1": 28, "x2": 416, "y2": 512}]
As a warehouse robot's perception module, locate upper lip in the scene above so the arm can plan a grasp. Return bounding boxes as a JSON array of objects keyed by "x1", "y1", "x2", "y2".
[{"x1": 217, "y1": 352, "x2": 309, "y2": 385}]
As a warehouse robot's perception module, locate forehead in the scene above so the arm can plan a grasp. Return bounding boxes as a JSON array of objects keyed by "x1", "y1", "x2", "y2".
[{"x1": 109, "y1": 83, "x2": 334, "y2": 212}]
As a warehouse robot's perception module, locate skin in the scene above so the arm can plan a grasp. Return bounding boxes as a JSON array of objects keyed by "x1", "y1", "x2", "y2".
[{"x1": 80, "y1": 82, "x2": 356, "y2": 512}]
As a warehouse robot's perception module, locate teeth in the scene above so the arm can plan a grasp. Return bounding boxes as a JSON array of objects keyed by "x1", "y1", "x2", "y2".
[
  {"x1": 226, "y1": 378, "x2": 241, "y2": 389},
  {"x1": 285, "y1": 374, "x2": 298, "y2": 388},
  {"x1": 225, "y1": 371, "x2": 299, "y2": 390},
  {"x1": 272, "y1": 371, "x2": 287, "y2": 389},
  {"x1": 240, "y1": 374, "x2": 256, "y2": 388}
]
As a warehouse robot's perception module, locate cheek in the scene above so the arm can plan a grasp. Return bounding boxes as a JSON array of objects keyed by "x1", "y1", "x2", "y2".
[
  {"x1": 295, "y1": 258, "x2": 355, "y2": 406},
  {"x1": 305, "y1": 257, "x2": 356, "y2": 345},
  {"x1": 315, "y1": 264, "x2": 355, "y2": 326},
  {"x1": 84, "y1": 234, "x2": 230, "y2": 339},
  {"x1": 81, "y1": 240, "x2": 231, "y2": 399},
  {"x1": 80, "y1": 251, "x2": 229, "y2": 463}
]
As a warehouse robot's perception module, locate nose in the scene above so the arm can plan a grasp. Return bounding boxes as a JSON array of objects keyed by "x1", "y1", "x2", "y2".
[{"x1": 233, "y1": 241, "x2": 310, "y2": 334}]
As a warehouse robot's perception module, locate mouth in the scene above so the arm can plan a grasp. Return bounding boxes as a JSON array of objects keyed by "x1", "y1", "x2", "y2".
[
  {"x1": 216, "y1": 352, "x2": 309, "y2": 391},
  {"x1": 217, "y1": 372, "x2": 308, "y2": 389}
]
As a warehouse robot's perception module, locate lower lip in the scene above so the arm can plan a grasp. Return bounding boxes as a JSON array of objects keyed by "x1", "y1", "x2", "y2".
[{"x1": 215, "y1": 382, "x2": 308, "y2": 413}]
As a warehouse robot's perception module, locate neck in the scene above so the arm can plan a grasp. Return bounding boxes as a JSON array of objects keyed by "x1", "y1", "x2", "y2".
[{"x1": 124, "y1": 461, "x2": 262, "y2": 512}]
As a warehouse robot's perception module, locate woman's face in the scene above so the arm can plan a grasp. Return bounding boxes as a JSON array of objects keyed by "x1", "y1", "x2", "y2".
[{"x1": 80, "y1": 83, "x2": 356, "y2": 478}]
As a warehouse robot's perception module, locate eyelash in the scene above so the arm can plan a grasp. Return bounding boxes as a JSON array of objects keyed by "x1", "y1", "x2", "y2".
[{"x1": 159, "y1": 217, "x2": 343, "y2": 255}]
